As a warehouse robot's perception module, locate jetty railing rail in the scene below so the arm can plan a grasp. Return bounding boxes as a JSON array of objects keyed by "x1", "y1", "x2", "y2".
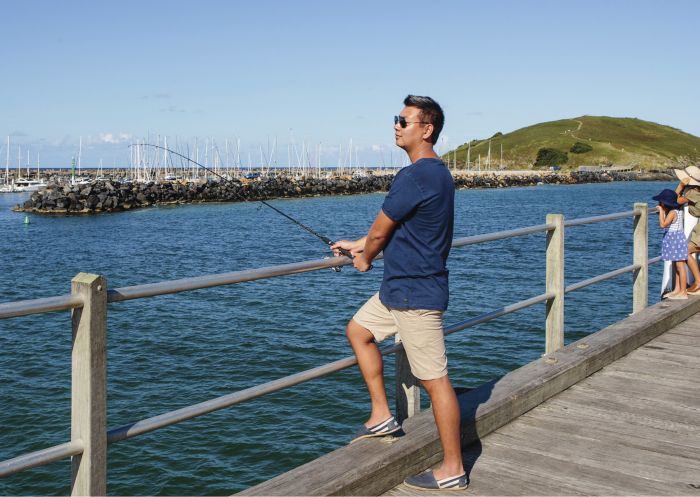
[{"x1": 0, "y1": 203, "x2": 661, "y2": 495}]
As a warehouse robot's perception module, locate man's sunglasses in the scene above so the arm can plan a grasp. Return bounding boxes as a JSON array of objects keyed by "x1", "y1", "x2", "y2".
[{"x1": 394, "y1": 116, "x2": 429, "y2": 128}]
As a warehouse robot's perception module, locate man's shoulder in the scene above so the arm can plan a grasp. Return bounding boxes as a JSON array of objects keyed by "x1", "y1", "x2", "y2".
[
  {"x1": 685, "y1": 187, "x2": 700, "y2": 201},
  {"x1": 412, "y1": 157, "x2": 446, "y2": 169},
  {"x1": 411, "y1": 159, "x2": 453, "y2": 186}
]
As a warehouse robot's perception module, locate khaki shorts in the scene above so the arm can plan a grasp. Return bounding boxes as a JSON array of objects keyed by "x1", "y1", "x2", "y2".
[
  {"x1": 352, "y1": 292, "x2": 447, "y2": 380},
  {"x1": 690, "y1": 223, "x2": 700, "y2": 248}
]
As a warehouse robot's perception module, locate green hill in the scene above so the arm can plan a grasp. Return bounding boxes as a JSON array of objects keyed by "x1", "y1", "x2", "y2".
[{"x1": 444, "y1": 116, "x2": 700, "y2": 170}]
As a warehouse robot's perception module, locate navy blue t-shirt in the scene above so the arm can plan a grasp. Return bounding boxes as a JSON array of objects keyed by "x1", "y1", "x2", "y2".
[{"x1": 379, "y1": 158, "x2": 454, "y2": 311}]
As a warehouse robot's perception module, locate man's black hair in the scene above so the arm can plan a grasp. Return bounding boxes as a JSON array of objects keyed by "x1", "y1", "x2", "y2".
[{"x1": 403, "y1": 95, "x2": 444, "y2": 144}]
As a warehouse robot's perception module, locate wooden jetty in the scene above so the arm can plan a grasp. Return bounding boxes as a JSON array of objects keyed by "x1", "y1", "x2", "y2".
[{"x1": 242, "y1": 297, "x2": 700, "y2": 496}]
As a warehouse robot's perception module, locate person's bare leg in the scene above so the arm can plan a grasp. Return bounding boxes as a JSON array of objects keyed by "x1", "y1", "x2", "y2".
[
  {"x1": 677, "y1": 262, "x2": 688, "y2": 296},
  {"x1": 346, "y1": 319, "x2": 392, "y2": 425},
  {"x1": 687, "y1": 245, "x2": 700, "y2": 287},
  {"x1": 421, "y1": 375, "x2": 463, "y2": 479},
  {"x1": 670, "y1": 269, "x2": 681, "y2": 296}
]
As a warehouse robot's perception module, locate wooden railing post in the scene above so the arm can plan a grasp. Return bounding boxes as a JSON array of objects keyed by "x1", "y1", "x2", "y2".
[
  {"x1": 70, "y1": 273, "x2": 107, "y2": 496},
  {"x1": 632, "y1": 203, "x2": 649, "y2": 313},
  {"x1": 545, "y1": 214, "x2": 565, "y2": 354},
  {"x1": 395, "y1": 334, "x2": 420, "y2": 423}
]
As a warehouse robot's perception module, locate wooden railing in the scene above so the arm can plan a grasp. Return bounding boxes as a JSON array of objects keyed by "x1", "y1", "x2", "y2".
[{"x1": 0, "y1": 203, "x2": 659, "y2": 495}]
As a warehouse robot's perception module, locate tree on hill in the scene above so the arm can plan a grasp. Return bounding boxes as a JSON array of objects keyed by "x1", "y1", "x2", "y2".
[
  {"x1": 570, "y1": 141, "x2": 593, "y2": 154},
  {"x1": 535, "y1": 148, "x2": 568, "y2": 167}
]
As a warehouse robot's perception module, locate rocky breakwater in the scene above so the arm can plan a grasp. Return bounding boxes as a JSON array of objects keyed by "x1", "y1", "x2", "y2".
[
  {"x1": 451, "y1": 170, "x2": 642, "y2": 189},
  {"x1": 13, "y1": 174, "x2": 396, "y2": 214},
  {"x1": 13, "y1": 170, "x2": 653, "y2": 215}
]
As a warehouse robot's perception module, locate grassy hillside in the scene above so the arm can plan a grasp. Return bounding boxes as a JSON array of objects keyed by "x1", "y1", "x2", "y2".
[{"x1": 444, "y1": 116, "x2": 700, "y2": 170}]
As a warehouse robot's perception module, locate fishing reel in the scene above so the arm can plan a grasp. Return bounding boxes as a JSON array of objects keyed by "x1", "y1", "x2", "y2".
[
  {"x1": 325, "y1": 247, "x2": 355, "y2": 272},
  {"x1": 324, "y1": 255, "x2": 344, "y2": 272},
  {"x1": 324, "y1": 250, "x2": 372, "y2": 273}
]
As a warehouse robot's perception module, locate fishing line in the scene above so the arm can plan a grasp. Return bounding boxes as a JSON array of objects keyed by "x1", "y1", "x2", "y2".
[{"x1": 129, "y1": 143, "x2": 355, "y2": 262}]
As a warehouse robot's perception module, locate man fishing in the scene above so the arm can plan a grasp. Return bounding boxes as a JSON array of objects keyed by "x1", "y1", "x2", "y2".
[{"x1": 332, "y1": 95, "x2": 466, "y2": 491}]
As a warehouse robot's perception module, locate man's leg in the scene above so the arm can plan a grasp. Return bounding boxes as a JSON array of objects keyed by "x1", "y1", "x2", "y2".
[
  {"x1": 346, "y1": 319, "x2": 392, "y2": 426},
  {"x1": 421, "y1": 375, "x2": 464, "y2": 479},
  {"x1": 687, "y1": 245, "x2": 700, "y2": 286}
]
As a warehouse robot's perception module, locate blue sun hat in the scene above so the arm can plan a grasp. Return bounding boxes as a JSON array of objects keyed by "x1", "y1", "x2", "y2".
[{"x1": 652, "y1": 189, "x2": 681, "y2": 209}]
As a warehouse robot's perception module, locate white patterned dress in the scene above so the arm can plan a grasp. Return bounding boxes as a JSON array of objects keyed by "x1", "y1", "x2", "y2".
[{"x1": 661, "y1": 208, "x2": 687, "y2": 261}]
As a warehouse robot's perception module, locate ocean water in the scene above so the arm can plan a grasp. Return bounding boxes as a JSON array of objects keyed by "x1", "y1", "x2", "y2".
[{"x1": 0, "y1": 180, "x2": 669, "y2": 495}]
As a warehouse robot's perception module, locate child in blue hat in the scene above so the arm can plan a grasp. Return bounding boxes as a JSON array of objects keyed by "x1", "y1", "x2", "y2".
[{"x1": 653, "y1": 188, "x2": 687, "y2": 299}]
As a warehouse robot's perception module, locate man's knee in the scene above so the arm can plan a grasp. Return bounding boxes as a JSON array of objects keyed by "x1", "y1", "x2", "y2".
[
  {"x1": 420, "y1": 374, "x2": 451, "y2": 395},
  {"x1": 346, "y1": 319, "x2": 374, "y2": 344}
]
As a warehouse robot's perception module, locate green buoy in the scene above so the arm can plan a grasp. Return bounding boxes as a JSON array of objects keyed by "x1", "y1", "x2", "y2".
[{"x1": 23, "y1": 215, "x2": 30, "y2": 225}]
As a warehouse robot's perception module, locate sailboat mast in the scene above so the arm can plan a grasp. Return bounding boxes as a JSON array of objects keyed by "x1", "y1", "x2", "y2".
[
  {"x1": 78, "y1": 136, "x2": 82, "y2": 177},
  {"x1": 5, "y1": 136, "x2": 9, "y2": 184},
  {"x1": 467, "y1": 141, "x2": 471, "y2": 170},
  {"x1": 487, "y1": 139, "x2": 491, "y2": 170}
]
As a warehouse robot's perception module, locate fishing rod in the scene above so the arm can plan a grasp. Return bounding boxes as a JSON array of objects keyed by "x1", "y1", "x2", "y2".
[{"x1": 129, "y1": 143, "x2": 355, "y2": 261}]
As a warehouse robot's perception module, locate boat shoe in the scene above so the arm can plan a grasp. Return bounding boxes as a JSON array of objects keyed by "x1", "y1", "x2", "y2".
[
  {"x1": 403, "y1": 469, "x2": 469, "y2": 491},
  {"x1": 350, "y1": 416, "x2": 401, "y2": 443}
]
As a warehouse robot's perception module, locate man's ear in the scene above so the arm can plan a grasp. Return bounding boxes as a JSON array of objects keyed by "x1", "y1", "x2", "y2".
[{"x1": 422, "y1": 123, "x2": 434, "y2": 142}]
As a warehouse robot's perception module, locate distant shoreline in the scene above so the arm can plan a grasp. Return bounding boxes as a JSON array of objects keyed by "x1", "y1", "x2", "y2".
[{"x1": 13, "y1": 170, "x2": 673, "y2": 215}]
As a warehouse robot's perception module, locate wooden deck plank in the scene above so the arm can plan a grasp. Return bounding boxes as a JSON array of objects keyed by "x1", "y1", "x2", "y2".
[
  {"x1": 626, "y1": 348, "x2": 700, "y2": 369},
  {"x1": 603, "y1": 356, "x2": 700, "y2": 383},
  {"x1": 523, "y1": 402, "x2": 700, "y2": 450},
  {"x1": 568, "y1": 374, "x2": 700, "y2": 408},
  {"x1": 469, "y1": 442, "x2": 695, "y2": 495},
  {"x1": 513, "y1": 408, "x2": 700, "y2": 462},
  {"x1": 651, "y1": 331, "x2": 700, "y2": 347},
  {"x1": 487, "y1": 422, "x2": 700, "y2": 479},
  {"x1": 639, "y1": 341, "x2": 700, "y2": 360},
  {"x1": 545, "y1": 386, "x2": 700, "y2": 430},
  {"x1": 601, "y1": 364, "x2": 699, "y2": 390},
  {"x1": 663, "y1": 320, "x2": 700, "y2": 336}
]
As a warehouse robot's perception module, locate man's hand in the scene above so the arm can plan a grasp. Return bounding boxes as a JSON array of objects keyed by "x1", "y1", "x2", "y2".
[
  {"x1": 353, "y1": 253, "x2": 373, "y2": 272},
  {"x1": 331, "y1": 239, "x2": 364, "y2": 257},
  {"x1": 681, "y1": 177, "x2": 691, "y2": 186}
]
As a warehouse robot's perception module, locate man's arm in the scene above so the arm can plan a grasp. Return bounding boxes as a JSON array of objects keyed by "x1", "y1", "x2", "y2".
[
  {"x1": 354, "y1": 209, "x2": 398, "y2": 271},
  {"x1": 331, "y1": 236, "x2": 367, "y2": 256},
  {"x1": 676, "y1": 178, "x2": 690, "y2": 194},
  {"x1": 677, "y1": 178, "x2": 690, "y2": 203}
]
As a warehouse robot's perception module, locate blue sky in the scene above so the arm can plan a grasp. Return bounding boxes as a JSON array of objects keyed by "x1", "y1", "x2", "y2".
[{"x1": 1, "y1": 0, "x2": 698, "y2": 168}]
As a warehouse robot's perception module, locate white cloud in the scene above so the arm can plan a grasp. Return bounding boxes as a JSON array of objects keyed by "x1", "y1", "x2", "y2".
[
  {"x1": 99, "y1": 132, "x2": 132, "y2": 144},
  {"x1": 161, "y1": 105, "x2": 187, "y2": 113},
  {"x1": 371, "y1": 144, "x2": 382, "y2": 152}
]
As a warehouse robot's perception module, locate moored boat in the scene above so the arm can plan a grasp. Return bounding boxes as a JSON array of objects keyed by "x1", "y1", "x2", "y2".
[{"x1": 14, "y1": 178, "x2": 48, "y2": 192}]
